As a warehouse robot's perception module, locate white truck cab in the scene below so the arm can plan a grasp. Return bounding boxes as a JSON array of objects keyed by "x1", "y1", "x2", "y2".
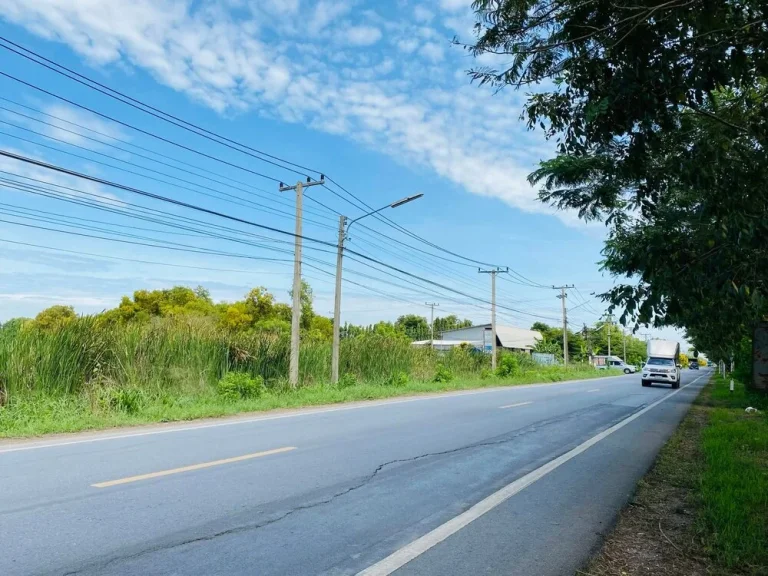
[{"x1": 641, "y1": 340, "x2": 681, "y2": 388}]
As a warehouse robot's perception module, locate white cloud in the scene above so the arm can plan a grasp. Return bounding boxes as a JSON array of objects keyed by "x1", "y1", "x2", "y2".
[
  {"x1": 0, "y1": 0, "x2": 572, "y2": 223},
  {"x1": 439, "y1": 0, "x2": 469, "y2": 12},
  {"x1": 311, "y1": 0, "x2": 352, "y2": 32},
  {"x1": 419, "y1": 41, "x2": 444, "y2": 62},
  {"x1": 413, "y1": 5, "x2": 434, "y2": 22},
  {"x1": 396, "y1": 37, "x2": 420, "y2": 53},
  {"x1": 346, "y1": 25, "x2": 382, "y2": 46}
]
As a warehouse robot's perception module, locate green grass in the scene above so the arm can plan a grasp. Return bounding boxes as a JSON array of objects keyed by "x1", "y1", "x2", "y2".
[
  {"x1": 696, "y1": 374, "x2": 768, "y2": 571},
  {"x1": 0, "y1": 366, "x2": 615, "y2": 438}
]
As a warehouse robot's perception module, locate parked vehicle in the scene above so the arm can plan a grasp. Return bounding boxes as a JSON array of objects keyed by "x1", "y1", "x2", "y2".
[
  {"x1": 641, "y1": 340, "x2": 681, "y2": 388},
  {"x1": 592, "y1": 355, "x2": 638, "y2": 374}
]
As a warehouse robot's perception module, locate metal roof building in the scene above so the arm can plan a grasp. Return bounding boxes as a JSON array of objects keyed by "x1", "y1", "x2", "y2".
[{"x1": 439, "y1": 324, "x2": 542, "y2": 353}]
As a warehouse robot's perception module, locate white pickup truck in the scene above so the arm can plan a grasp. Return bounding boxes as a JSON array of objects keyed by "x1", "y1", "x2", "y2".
[{"x1": 641, "y1": 340, "x2": 681, "y2": 388}]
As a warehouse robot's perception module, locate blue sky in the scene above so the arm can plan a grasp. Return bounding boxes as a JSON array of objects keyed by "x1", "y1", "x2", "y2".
[{"x1": 0, "y1": 0, "x2": 685, "y2": 343}]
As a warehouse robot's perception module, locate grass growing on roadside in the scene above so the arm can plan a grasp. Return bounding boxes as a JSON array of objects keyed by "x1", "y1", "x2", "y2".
[
  {"x1": 0, "y1": 366, "x2": 614, "y2": 438},
  {"x1": 697, "y1": 374, "x2": 768, "y2": 570},
  {"x1": 584, "y1": 373, "x2": 768, "y2": 576}
]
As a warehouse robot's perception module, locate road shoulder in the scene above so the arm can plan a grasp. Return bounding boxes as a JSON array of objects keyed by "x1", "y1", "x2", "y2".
[
  {"x1": 0, "y1": 371, "x2": 624, "y2": 449},
  {"x1": 581, "y1": 373, "x2": 768, "y2": 576}
]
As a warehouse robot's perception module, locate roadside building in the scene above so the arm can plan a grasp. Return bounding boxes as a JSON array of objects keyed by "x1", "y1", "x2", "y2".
[{"x1": 434, "y1": 324, "x2": 541, "y2": 354}]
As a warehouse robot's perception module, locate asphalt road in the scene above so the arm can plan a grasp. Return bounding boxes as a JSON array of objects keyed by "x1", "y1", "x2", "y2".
[{"x1": 0, "y1": 369, "x2": 710, "y2": 576}]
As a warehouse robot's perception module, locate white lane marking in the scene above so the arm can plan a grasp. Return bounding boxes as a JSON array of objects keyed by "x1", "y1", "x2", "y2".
[
  {"x1": 0, "y1": 375, "x2": 632, "y2": 454},
  {"x1": 587, "y1": 388, "x2": 600, "y2": 393},
  {"x1": 499, "y1": 402, "x2": 533, "y2": 409},
  {"x1": 356, "y1": 373, "x2": 708, "y2": 576}
]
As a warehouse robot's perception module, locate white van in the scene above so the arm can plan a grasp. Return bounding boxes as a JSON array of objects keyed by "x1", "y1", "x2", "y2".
[{"x1": 592, "y1": 355, "x2": 638, "y2": 374}]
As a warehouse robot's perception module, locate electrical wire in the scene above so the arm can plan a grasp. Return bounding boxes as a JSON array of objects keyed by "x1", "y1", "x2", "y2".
[
  {"x1": 0, "y1": 36, "x2": 323, "y2": 178},
  {"x1": 0, "y1": 37, "x2": 549, "y2": 284},
  {"x1": 0, "y1": 121, "x2": 337, "y2": 230}
]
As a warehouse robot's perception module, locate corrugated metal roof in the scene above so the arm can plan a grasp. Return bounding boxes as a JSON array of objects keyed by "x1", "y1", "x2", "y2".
[
  {"x1": 495, "y1": 325, "x2": 541, "y2": 350},
  {"x1": 441, "y1": 324, "x2": 541, "y2": 350}
]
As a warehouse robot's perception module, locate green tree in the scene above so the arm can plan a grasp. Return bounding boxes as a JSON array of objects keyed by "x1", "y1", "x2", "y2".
[
  {"x1": 244, "y1": 287, "x2": 275, "y2": 321},
  {"x1": 33, "y1": 305, "x2": 76, "y2": 331},
  {"x1": 466, "y1": 0, "x2": 768, "y2": 376},
  {"x1": 288, "y1": 280, "x2": 314, "y2": 330},
  {"x1": 433, "y1": 315, "x2": 472, "y2": 335},
  {"x1": 395, "y1": 314, "x2": 430, "y2": 339}
]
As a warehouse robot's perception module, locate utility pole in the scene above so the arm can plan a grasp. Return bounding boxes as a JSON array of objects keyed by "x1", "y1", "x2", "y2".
[
  {"x1": 279, "y1": 176, "x2": 325, "y2": 388},
  {"x1": 331, "y1": 214, "x2": 346, "y2": 385},
  {"x1": 479, "y1": 268, "x2": 509, "y2": 371},
  {"x1": 622, "y1": 328, "x2": 627, "y2": 362},
  {"x1": 602, "y1": 314, "x2": 614, "y2": 357},
  {"x1": 553, "y1": 285, "x2": 574, "y2": 366},
  {"x1": 330, "y1": 193, "x2": 423, "y2": 384},
  {"x1": 425, "y1": 302, "x2": 439, "y2": 348}
]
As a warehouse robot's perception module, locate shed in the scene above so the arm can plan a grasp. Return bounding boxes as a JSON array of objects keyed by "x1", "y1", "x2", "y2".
[{"x1": 439, "y1": 324, "x2": 541, "y2": 353}]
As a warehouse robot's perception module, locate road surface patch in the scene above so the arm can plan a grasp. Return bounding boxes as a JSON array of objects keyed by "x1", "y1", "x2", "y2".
[
  {"x1": 587, "y1": 388, "x2": 600, "y2": 392},
  {"x1": 91, "y1": 446, "x2": 296, "y2": 488},
  {"x1": 499, "y1": 402, "x2": 533, "y2": 409},
  {"x1": 356, "y1": 374, "x2": 706, "y2": 576}
]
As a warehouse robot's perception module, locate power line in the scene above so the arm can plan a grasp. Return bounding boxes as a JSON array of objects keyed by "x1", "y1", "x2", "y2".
[
  {"x1": 0, "y1": 70, "x2": 288, "y2": 184},
  {"x1": 0, "y1": 121, "x2": 336, "y2": 230},
  {"x1": 0, "y1": 101, "x2": 337, "y2": 220},
  {"x1": 0, "y1": 37, "x2": 319, "y2": 179},
  {"x1": 0, "y1": 37, "x2": 553, "y2": 290},
  {"x1": 0, "y1": 149, "x2": 338, "y2": 247}
]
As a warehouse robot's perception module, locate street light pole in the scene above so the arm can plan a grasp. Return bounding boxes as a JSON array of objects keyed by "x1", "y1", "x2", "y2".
[
  {"x1": 331, "y1": 193, "x2": 423, "y2": 383},
  {"x1": 279, "y1": 176, "x2": 324, "y2": 388}
]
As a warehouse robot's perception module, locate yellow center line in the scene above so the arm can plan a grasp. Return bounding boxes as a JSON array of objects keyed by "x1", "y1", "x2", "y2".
[
  {"x1": 91, "y1": 446, "x2": 297, "y2": 488},
  {"x1": 499, "y1": 401, "x2": 533, "y2": 409}
]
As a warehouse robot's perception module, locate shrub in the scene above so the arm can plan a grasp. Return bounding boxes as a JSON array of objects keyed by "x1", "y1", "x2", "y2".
[
  {"x1": 496, "y1": 354, "x2": 519, "y2": 378},
  {"x1": 480, "y1": 368, "x2": 494, "y2": 380},
  {"x1": 217, "y1": 372, "x2": 265, "y2": 401},
  {"x1": 337, "y1": 373, "x2": 358, "y2": 389},
  {"x1": 433, "y1": 365, "x2": 454, "y2": 383},
  {"x1": 385, "y1": 371, "x2": 409, "y2": 387},
  {"x1": 97, "y1": 387, "x2": 145, "y2": 414}
]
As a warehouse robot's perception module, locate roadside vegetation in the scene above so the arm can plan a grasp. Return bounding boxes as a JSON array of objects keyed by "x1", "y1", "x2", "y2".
[
  {"x1": 583, "y1": 374, "x2": 768, "y2": 575},
  {"x1": 0, "y1": 283, "x2": 614, "y2": 438}
]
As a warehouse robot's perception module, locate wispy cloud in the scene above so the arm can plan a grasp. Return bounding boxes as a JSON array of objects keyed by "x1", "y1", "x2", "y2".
[{"x1": 0, "y1": 0, "x2": 571, "y2": 223}]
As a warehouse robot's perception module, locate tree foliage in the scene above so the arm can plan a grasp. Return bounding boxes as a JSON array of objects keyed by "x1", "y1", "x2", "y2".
[
  {"x1": 467, "y1": 0, "x2": 768, "y2": 366},
  {"x1": 33, "y1": 305, "x2": 76, "y2": 331}
]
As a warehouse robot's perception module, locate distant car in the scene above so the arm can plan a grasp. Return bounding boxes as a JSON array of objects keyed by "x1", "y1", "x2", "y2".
[
  {"x1": 593, "y1": 355, "x2": 637, "y2": 374},
  {"x1": 609, "y1": 359, "x2": 637, "y2": 374},
  {"x1": 689, "y1": 362, "x2": 699, "y2": 370}
]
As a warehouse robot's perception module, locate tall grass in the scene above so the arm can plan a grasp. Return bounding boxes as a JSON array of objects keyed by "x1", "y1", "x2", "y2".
[
  {"x1": 0, "y1": 316, "x2": 497, "y2": 401},
  {"x1": 0, "y1": 317, "x2": 615, "y2": 437}
]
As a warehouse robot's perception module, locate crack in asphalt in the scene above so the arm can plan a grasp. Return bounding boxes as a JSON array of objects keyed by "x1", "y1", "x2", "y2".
[{"x1": 59, "y1": 404, "x2": 616, "y2": 575}]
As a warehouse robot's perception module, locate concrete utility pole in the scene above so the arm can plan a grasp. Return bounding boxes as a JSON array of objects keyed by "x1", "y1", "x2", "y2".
[
  {"x1": 330, "y1": 193, "x2": 423, "y2": 383},
  {"x1": 602, "y1": 314, "x2": 615, "y2": 358},
  {"x1": 279, "y1": 176, "x2": 325, "y2": 388},
  {"x1": 331, "y1": 214, "x2": 347, "y2": 385},
  {"x1": 622, "y1": 328, "x2": 627, "y2": 362},
  {"x1": 425, "y1": 302, "x2": 439, "y2": 348},
  {"x1": 479, "y1": 268, "x2": 509, "y2": 371},
  {"x1": 553, "y1": 285, "x2": 574, "y2": 366}
]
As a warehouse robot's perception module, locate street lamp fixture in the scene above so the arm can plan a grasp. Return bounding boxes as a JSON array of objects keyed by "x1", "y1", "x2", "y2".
[
  {"x1": 346, "y1": 193, "x2": 424, "y2": 235},
  {"x1": 331, "y1": 193, "x2": 424, "y2": 383}
]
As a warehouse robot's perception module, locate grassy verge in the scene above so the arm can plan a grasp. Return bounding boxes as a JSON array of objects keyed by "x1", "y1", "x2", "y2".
[
  {"x1": 0, "y1": 367, "x2": 616, "y2": 438},
  {"x1": 582, "y1": 373, "x2": 768, "y2": 576}
]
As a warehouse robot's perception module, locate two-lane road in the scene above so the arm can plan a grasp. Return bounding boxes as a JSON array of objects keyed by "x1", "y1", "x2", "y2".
[{"x1": 0, "y1": 369, "x2": 710, "y2": 575}]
